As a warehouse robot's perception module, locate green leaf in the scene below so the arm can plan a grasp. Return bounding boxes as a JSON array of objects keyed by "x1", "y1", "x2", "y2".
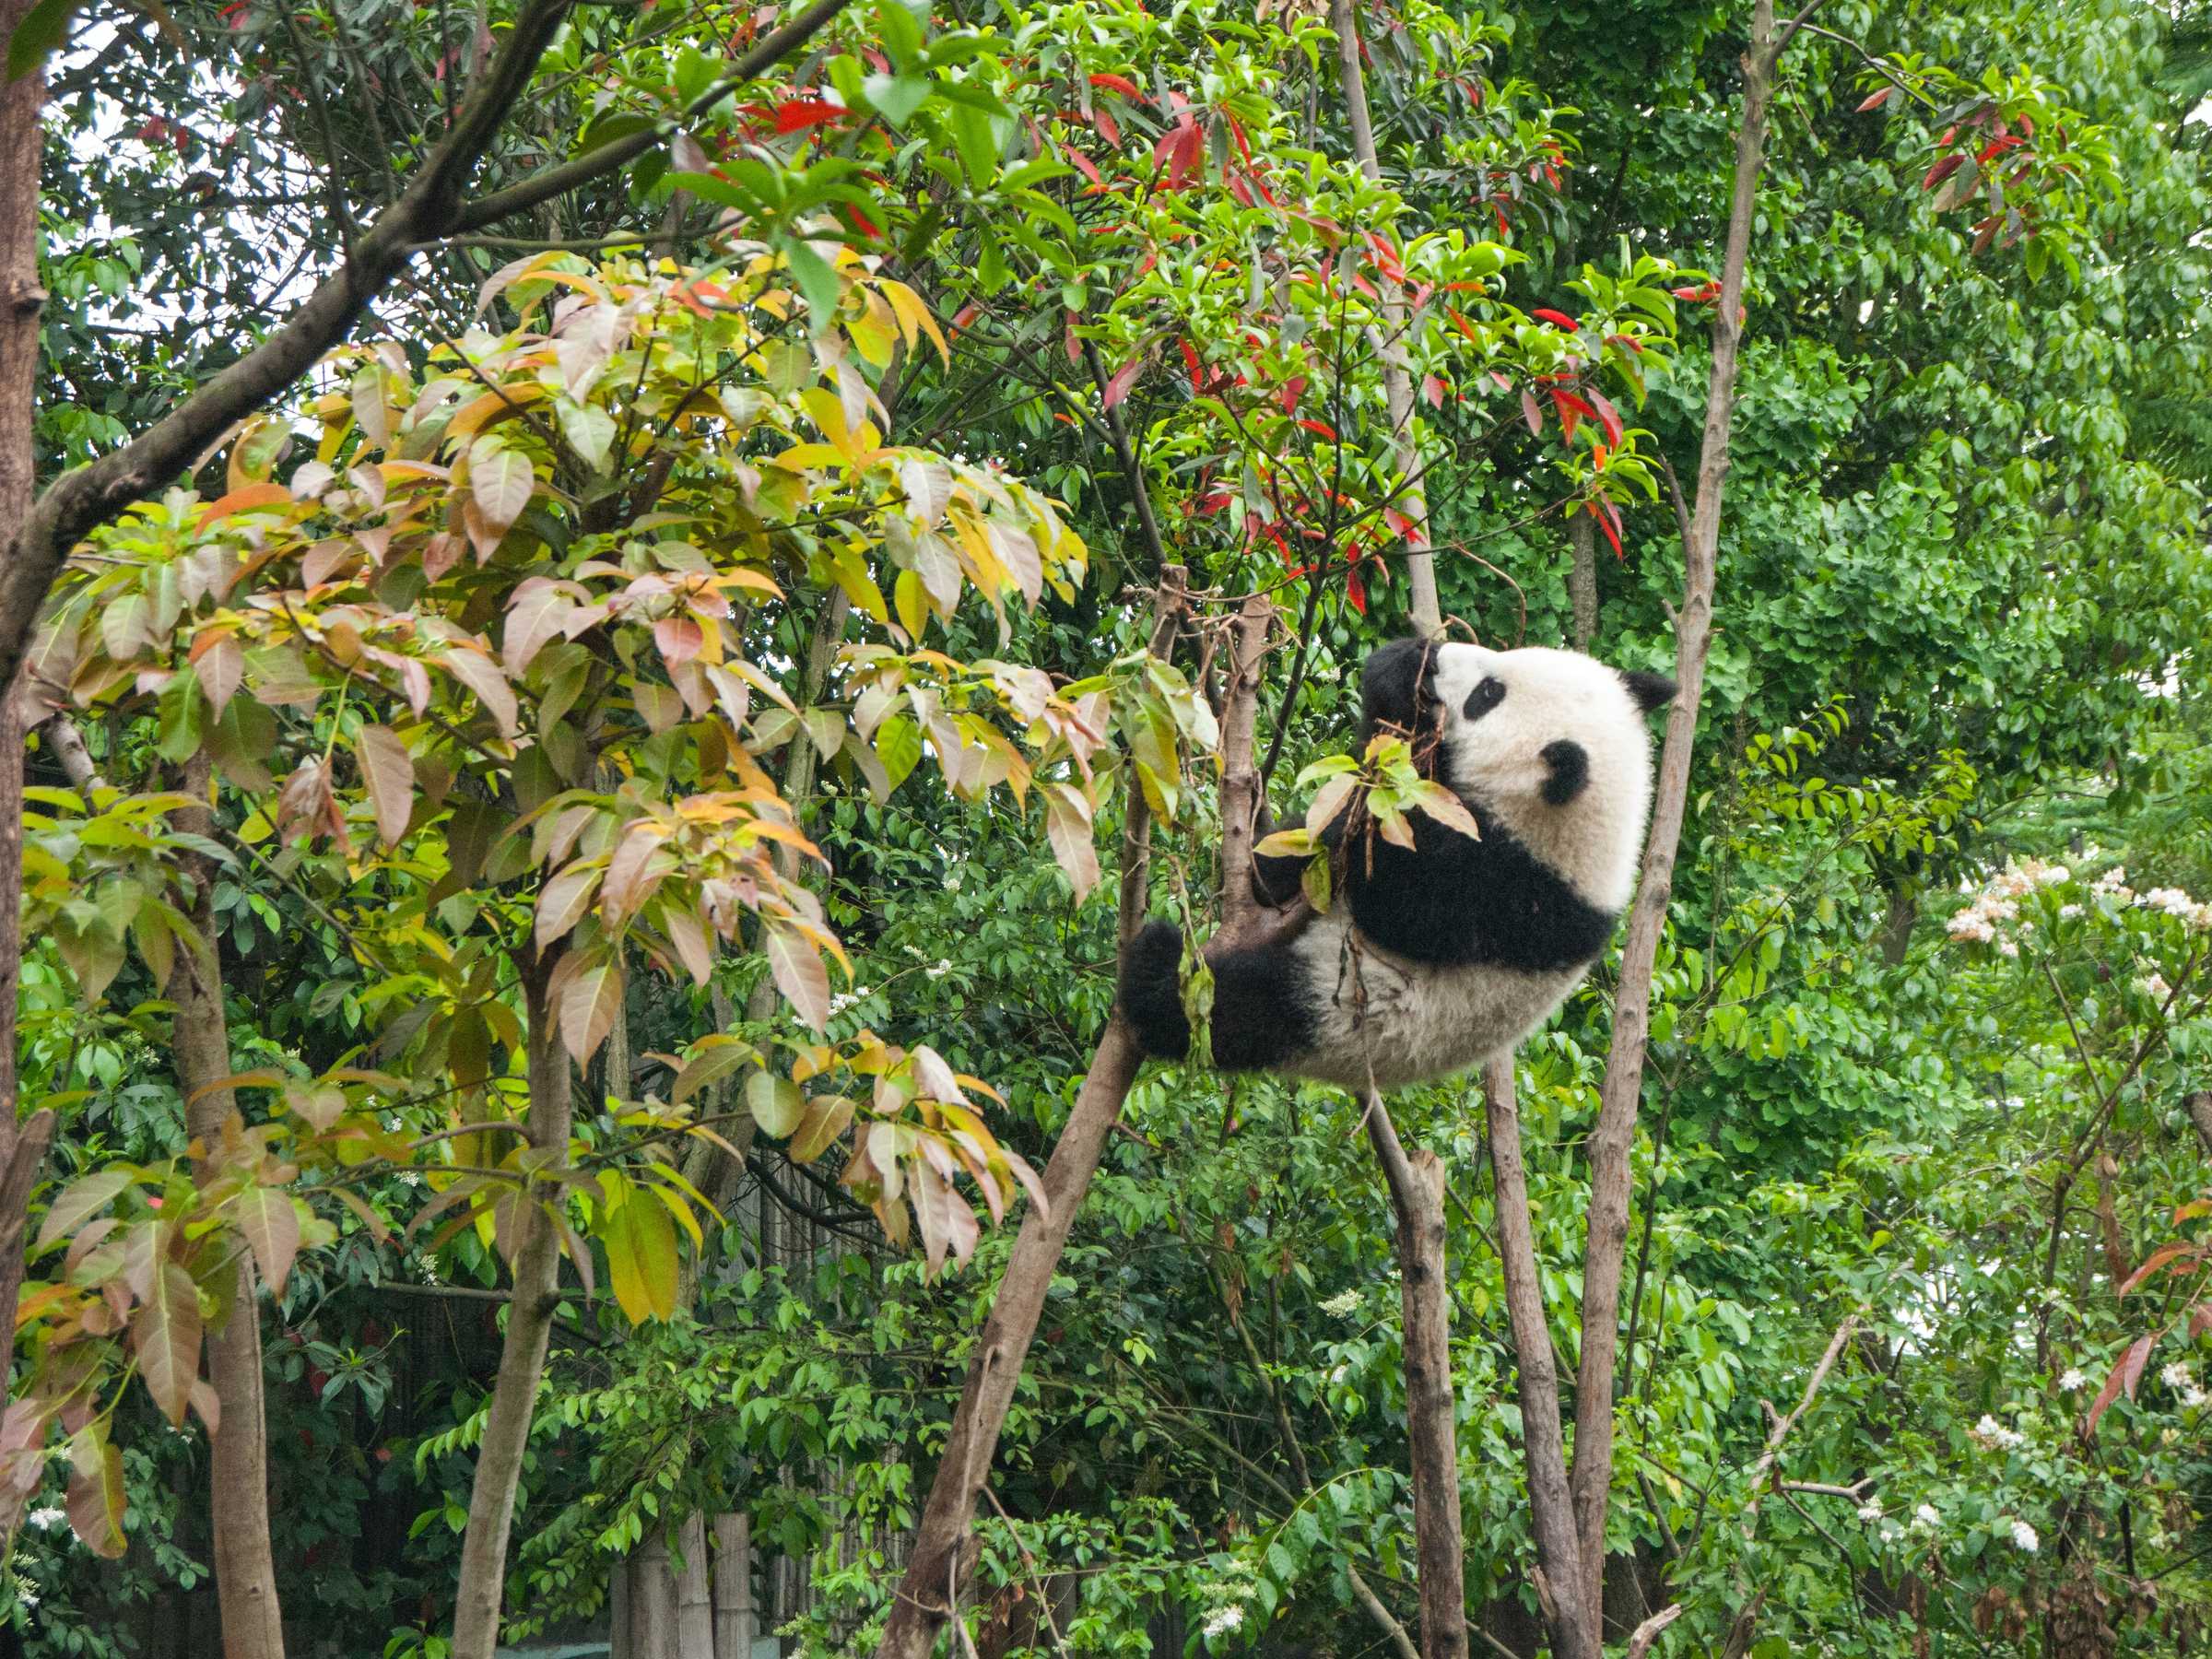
[
  {"x1": 601, "y1": 1184, "x2": 678, "y2": 1324},
  {"x1": 784, "y1": 240, "x2": 841, "y2": 331},
  {"x1": 746, "y1": 1070, "x2": 806, "y2": 1138}
]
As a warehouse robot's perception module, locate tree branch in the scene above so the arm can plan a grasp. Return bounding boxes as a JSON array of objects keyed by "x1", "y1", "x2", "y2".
[
  {"x1": 1482, "y1": 1059, "x2": 1597, "y2": 1659},
  {"x1": 1564, "y1": 0, "x2": 1771, "y2": 1628}
]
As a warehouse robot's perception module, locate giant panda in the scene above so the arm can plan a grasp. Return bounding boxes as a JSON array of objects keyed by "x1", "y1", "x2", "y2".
[{"x1": 1119, "y1": 639, "x2": 1675, "y2": 1090}]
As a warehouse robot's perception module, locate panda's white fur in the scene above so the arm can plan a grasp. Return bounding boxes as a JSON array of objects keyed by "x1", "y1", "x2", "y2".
[
  {"x1": 1120, "y1": 639, "x2": 1671, "y2": 1090},
  {"x1": 1276, "y1": 644, "x2": 1658, "y2": 1089}
]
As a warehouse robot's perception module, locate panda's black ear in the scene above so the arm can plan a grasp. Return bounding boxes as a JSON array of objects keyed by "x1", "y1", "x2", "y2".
[
  {"x1": 1360, "y1": 640, "x2": 1433, "y2": 741},
  {"x1": 1622, "y1": 669, "x2": 1677, "y2": 715}
]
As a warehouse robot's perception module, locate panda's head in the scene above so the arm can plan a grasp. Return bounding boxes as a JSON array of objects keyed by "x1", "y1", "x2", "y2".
[{"x1": 1359, "y1": 639, "x2": 1675, "y2": 907}]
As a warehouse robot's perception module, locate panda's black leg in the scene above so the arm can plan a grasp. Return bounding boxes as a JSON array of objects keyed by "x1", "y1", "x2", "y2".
[
  {"x1": 1205, "y1": 939, "x2": 1317, "y2": 1074},
  {"x1": 1119, "y1": 920, "x2": 1192, "y2": 1060}
]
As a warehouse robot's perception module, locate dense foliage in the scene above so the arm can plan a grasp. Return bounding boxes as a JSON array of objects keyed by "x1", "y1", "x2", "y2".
[{"x1": 6, "y1": 0, "x2": 2211, "y2": 1654}]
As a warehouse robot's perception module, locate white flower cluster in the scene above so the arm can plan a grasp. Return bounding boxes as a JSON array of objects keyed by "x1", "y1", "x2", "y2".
[
  {"x1": 1200, "y1": 1606, "x2": 1245, "y2": 1639},
  {"x1": 1913, "y1": 1503, "x2": 1941, "y2": 1530},
  {"x1": 1319, "y1": 1289, "x2": 1362, "y2": 1318},
  {"x1": 2142, "y1": 887, "x2": 2212, "y2": 930},
  {"x1": 2093, "y1": 865, "x2": 2132, "y2": 898},
  {"x1": 2137, "y1": 973, "x2": 2173, "y2": 1001},
  {"x1": 2008, "y1": 1518, "x2": 2040, "y2": 1554},
  {"x1": 26, "y1": 1508, "x2": 65, "y2": 1532},
  {"x1": 1857, "y1": 1500, "x2": 1884, "y2": 1523},
  {"x1": 2058, "y1": 1368, "x2": 2088, "y2": 1392},
  {"x1": 828, "y1": 987, "x2": 870, "y2": 1018},
  {"x1": 2162, "y1": 1360, "x2": 2210, "y2": 1408},
  {"x1": 1971, "y1": 1413, "x2": 2027, "y2": 1452}
]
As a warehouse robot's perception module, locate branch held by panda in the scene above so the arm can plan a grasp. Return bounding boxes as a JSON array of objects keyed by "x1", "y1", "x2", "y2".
[{"x1": 875, "y1": 573, "x2": 1195, "y2": 1659}]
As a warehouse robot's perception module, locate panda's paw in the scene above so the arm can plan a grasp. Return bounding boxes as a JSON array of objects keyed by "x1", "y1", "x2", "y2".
[{"x1": 1118, "y1": 920, "x2": 1192, "y2": 1060}]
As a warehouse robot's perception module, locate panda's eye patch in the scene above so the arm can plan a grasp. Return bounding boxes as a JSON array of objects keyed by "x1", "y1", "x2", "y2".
[{"x1": 1463, "y1": 677, "x2": 1507, "y2": 721}]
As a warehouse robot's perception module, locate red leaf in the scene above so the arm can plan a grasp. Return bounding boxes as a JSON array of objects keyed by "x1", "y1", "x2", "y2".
[
  {"x1": 1346, "y1": 564, "x2": 1367, "y2": 614},
  {"x1": 1279, "y1": 375, "x2": 1306, "y2": 415},
  {"x1": 1520, "y1": 388, "x2": 1544, "y2": 436},
  {"x1": 951, "y1": 302, "x2": 982, "y2": 333},
  {"x1": 1855, "y1": 86, "x2": 1894, "y2": 112},
  {"x1": 1594, "y1": 498, "x2": 1623, "y2": 558},
  {"x1": 1421, "y1": 373, "x2": 1446, "y2": 408},
  {"x1": 1532, "y1": 307, "x2": 1579, "y2": 332},
  {"x1": 1101, "y1": 356, "x2": 1143, "y2": 410},
  {"x1": 2087, "y1": 1334, "x2": 2155, "y2": 1435},
  {"x1": 2118, "y1": 1242, "x2": 2198, "y2": 1298},
  {"x1": 1607, "y1": 332, "x2": 1644, "y2": 356},
  {"x1": 1922, "y1": 153, "x2": 1966, "y2": 192},
  {"x1": 1066, "y1": 147, "x2": 1103, "y2": 189},
  {"x1": 1180, "y1": 337, "x2": 1203, "y2": 390},
  {"x1": 1383, "y1": 508, "x2": 1416, "y2": 538},
  {"x1": 774, "y1": 99, "x2": 842, "y2": 135},
  {"x1": 1588, "y1": 389, "x2": 1626, "y2": 447},
  {"x1": 838, "y1": 202, "x2": 882, "y2": 241},
  {"x1": 1551, "y1": 389, "x2": 1596, "y2": 441},
  {"x1": 1088, "y1": 72, "x2": 1143, "y2": 100},
  {"x1": 1295, "y1": 418, "x2": 1339, "y2": 441},
  {"x1": 1065, "y1": 314, "x2": 1082, "y2": 366}
]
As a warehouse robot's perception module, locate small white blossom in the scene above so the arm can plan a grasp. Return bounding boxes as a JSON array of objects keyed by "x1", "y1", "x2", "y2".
[
  {"x1": 1319, "y1": 1289, "x2": 1361, "y2": 1318},
  {"x1": 2008, "y1": 1518, "x2": 2040, "y2": 1554},
  {"x1": 2059, "y1": 903, "x2": 2084, "y2": 919},
  {"x1": 1201, "y1": 1606, "x2": 1246, "y2": 1639},
  {"x1": 828, "y1": 987, "x2": 870, "y2": 1017},
  {"x1": 1947, "y1": 912, "x2": 1997, "y2": 943},
  {"x1": 1328, "y1": 1363, "x2": 1351, "y2": 1385},
  {"x1": 2141, "y1": 887, "x2": 2201, "y2": 920},
  {"x1": 15, "y1": 1588, "x2": 34, "y2": 1608},
  {"x1": 1996, "y1": 937, "x2": 2020, "y2": 958},
  {"x1": 1857, "y1": 1501, "x2": 1883, "y2": 1523},
  {"x1": 924, "y1": 959, "x2": 953, "y2": 980},
  {"x1": 2162, "y1": 1360, "x2": 2209, "y2": 1407},
  {"x1": 2058, "y1": 1368, "x2": 2087, "y2": 1392},
  {"x1": 26, "y1": 1508, "x2": 64, "y2": 1532},
  {"x1": 1971, "y1": 1414, "x2": 2026, "y2": 1451},
  {"x1": 2136, "y1": 973, "x2": 2172, "y2": 1000},
  {"x1": 1913, "y1": 1503, "x2": 1941, "y2": 1529},
  {"x1": 2094, "y1": 865, "x2": 2130, "y2": 894}
]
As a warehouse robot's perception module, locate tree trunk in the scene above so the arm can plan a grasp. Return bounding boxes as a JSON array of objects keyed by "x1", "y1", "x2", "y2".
[
  {"x1": 451, "y1": 954, "x2": 575, "y2": 1659},
  {"x1": 1567, "y1": 513, "x2": 1598, "y2": 651},
  {"x1": 873, "y1": 574, "x2": 1190, "y2": 1659},
  {"x1": 1329, "y1": 0, "x2": 1439, "y2": 638},
  {"x1": 173, "y1": 753, "x2": 287, "y2": 1659},
  {"x1": 0, "y1": 0, "x2": 55, "y2": 1408},
  {"x1": 1482, "y1": 1060, "x2": 1596, "y2": 1659},
  {"x1": 1365, "y1": 1098, "x2": 1467, "y2": 1659},
  {"x1": 1564, "y1": 1, "x2": 1771, "y2": 1631},
  {"x1": 711, "y1": 1512, "x2": 756, "y2": 1659}
]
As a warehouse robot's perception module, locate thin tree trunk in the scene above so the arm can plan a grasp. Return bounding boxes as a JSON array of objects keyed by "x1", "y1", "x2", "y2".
[
  {"x1": 1328, "y1": 0, "x2": 1439, "y2": 638},
  {"x1": 0, "y1": 0, "x2": 55, "y2": 1411},
  {"x1": 711, "y1": 1512, "x2": 756, "y2": 1659},
  {"x1": 1482, "y1": 1059, "x2": 1594, "y2": 1659},
  {"x1": 1567, "y1": 514, "x2": 1598, "y2": 651},
  {"x1": 676, "y1": 1512, "x2": 714, "y2": 1658},
  {"x1": 172, "y1": 754, "x2": 287, "y2": 1659},
  {"x1": 873, "y1": 573, "x2": 1190, "y2": 1659},
  {"x1": 1564, "y1": 1, "x2": 1771, "y2": 1629},
  {"x1": 451, "y1": 954, "x2": 575, "y2": 1659},
  {"x1": 1365, "y1": 1096, "x2": 1467, "y2": 1659}
]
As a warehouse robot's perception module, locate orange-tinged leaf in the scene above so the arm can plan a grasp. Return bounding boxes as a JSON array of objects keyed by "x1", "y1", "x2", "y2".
[
  {"x1": 197, "y1": 482, "x2": 294, "y2": 524},
  {"x1": 2087, "y1": 1333, "x2": 2155, "y2": 1435},
  {"x1": 130, "y1": 1259, "x2": 203, "y2": 1429},
  {"x1": 2119, "y1": 1242, "x2": 2196, "y2": 1298},
  {"x1": 438, "y1": 647, "x2": 519, "y2": 737},
  {"x1": 191, "y1": 632, "x2": 243, "y2": 718},
  {"x1": 789, "y1": 1094, "x2": 855, "y2": 1163},
  {"x1": 65, "y1": 1430, "x2": 125, "y2": 1559},
  {"x1": 356, "y1": 724, "x2": 415, "y2": 847},
  {"x1": 764, "y1": 920, "x2": 830, "y2": 1031},
  {"x1": 559, "y1": 958, "x2": 624, "y2": 1065},
  {"x1": 535, "y1": 863, "x2": 603, "y2": 951},
  {"x1": 36, "y1": 1170, "x2": 132, "y2": 1252},
  {"x1": 230, "y1": 1185, "x2": 300, "y2": 1296}
]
